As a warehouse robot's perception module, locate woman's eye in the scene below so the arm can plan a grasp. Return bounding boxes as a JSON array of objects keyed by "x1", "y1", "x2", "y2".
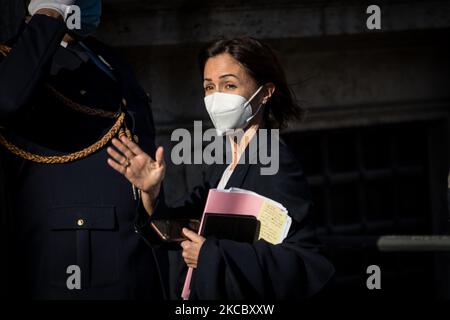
[
  {"x1": 204, "y1": 85, "x2": 214, "y2": 92},
  {"x1": 225, "y1": 84, "x2": 237, "y2": 90}
]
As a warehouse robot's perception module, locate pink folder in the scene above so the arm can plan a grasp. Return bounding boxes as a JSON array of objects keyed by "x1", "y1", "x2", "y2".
[{"x1": 181, "y1": 188, "x2": 265, "y2": 300}]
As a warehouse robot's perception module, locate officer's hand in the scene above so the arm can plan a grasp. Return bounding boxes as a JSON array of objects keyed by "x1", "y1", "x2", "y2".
[
  {"x1": 107, "y1": 136, "x2": 166, "y2": 204},
  {"x1": 28, "y1": 0, "x2": 75, "y2": 18}
]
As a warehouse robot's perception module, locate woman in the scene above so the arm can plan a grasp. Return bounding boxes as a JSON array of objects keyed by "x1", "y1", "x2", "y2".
[{"x1": 106, "y1": 37, "x2": 334, "y2": 300}]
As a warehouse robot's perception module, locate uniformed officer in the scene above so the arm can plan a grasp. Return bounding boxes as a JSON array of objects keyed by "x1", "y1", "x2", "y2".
[{"x1": 0, "y1": 0, "x2": 166, "y2": 299}]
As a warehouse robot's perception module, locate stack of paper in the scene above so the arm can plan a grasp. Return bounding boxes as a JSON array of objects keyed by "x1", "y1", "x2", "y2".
[{"x1": 224, "y1": 188, "x2": 291, "y2": 244}]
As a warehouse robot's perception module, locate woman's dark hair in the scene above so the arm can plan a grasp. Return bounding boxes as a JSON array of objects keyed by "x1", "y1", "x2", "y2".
[{"x1": 199, "y1": 37, "x2": 304, "y2": 129}]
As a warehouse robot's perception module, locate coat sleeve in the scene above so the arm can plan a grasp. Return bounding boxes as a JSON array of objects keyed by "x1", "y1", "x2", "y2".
[
  {"x1": 190, "y1": 153, "x2": 335, "y2": 300},
  {"x1": 0, "y1": 14, "x2": 66, "y2": 122}
]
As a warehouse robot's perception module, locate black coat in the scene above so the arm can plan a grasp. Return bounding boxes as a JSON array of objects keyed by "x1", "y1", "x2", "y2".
[
  {"x1": 144, "y1": 136, "x2": 335, "y2": 300},
  {"x1": 0, "y1": 14, "x2": 164, "y2": 299}
]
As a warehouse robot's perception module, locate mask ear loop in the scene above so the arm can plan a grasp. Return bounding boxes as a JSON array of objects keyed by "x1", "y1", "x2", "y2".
[
  {"x1": 244, "y1": 85, "x2": 266, "y2": 124},
  {"x1": 244, "y1": 85, "x2": 264, "y2": 107}
]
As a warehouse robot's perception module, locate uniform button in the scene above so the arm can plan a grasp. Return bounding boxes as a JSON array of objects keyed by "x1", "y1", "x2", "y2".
[
  {"x1": 122, "y1": 98, "x2": 127, "y2": 107},
  {"x1": 133, "y1": 134, "x2": 139, "y2": 143},
  {"x1": 77, "y1": 219, "x2": 85, "y2": 227},
  {"x1": 80, "y1": 90, "x2": 87, "y2": 95}
]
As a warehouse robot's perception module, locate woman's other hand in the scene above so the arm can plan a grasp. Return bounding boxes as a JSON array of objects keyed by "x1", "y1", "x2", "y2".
[
  {"x1": 180, "y1": 228, "x2": 206, "y2": 269},
  {"x1": 107, "y1": 136, "x2": 165, "y2": 215}
]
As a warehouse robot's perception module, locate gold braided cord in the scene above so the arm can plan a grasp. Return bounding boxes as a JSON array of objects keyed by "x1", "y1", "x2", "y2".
[
  {"x1": 45, "y1": 85, "x2": 121, "y2": 119},
  {"x1": 0, "y1": 112, "x2": 126, "y2": 164},
  {"x1": 0, "y1": 43, "x2": 133, "y2": 164}
]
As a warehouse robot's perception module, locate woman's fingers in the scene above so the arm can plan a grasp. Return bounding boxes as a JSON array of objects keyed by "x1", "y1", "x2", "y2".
[
  {"x1": 182, "y1": 228, "x2": 204, "y2": 243},
  {"x1": 185, "y1": 261, "x2": 197, "y2": 268},
  {"x1": 111, "y1": 138, "x2": 164, "y2": 169},
  {"x1": 112, "y1": 138, "x2": 135, "y2": 159},
  {"x1": 180, "y1": 240, "x2": 189, "y2": 249},
  {"x1": 181, "y1": 240, "x2": 200, "y2": 269},
  {"x1": 183, "y1": 255, "x2": 198, "y2": 268},
  {"x1": 155, "y1": 146, "x2": 165, "y2": 167},
  {"x1": 107, "y1": 158, "x2": 126, "y2": 175},
  {"x1": 121, "y1": 135, "x2": 145, "y2": 156},
  {"x1": 182, "y1": 253, "x2": 196, "y2": 264},
  {"x1": 107, "y1": 147, "x2": 127, "y2": 166},
  {"x1": 108, "y1": 138, "x2": 166, "y2": 194},
  {"x1": 181, "y1": 241, "x2": 194, "y2": 258}
]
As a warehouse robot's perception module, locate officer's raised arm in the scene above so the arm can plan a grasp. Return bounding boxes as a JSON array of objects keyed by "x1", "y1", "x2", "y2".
[{"x1": 0, "y1": 1, "x2": 71, "y2": 122}]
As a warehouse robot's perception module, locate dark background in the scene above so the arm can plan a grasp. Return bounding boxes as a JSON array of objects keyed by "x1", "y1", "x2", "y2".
[{"x1": 1, "y1": 0, "x2": 450, "y2": 300}]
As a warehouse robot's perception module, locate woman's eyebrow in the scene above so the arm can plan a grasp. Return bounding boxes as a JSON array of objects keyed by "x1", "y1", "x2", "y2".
[
  {"x1": 219, "y1": 74, "x2": 239, "y2": 80},
  {"x1": 203, "y1": 74, "x2": 239, "y2": 82}
]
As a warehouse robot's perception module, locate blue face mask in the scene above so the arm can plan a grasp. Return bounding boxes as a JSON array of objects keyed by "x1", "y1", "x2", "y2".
[{"x1": 72, "y1": 0, "x2": 102, "y2": 37}]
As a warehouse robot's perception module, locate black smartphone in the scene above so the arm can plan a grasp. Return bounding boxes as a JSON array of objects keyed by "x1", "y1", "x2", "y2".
[
  {"x1": 150, "y1": 219, "x2": 200, "y2": 242},
  {"x1": 201, "y1": 214, "x2": 260, "y2": 243}
]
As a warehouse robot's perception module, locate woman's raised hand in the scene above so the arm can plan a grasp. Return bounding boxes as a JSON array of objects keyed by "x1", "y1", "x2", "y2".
[{"x1": 107, "y1": 136, "x2": 165, "y2": 205}]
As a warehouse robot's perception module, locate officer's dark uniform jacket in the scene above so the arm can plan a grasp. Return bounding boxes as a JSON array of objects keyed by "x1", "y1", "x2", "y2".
[{"x1": 0, "y1": 14, "x2": 166, "y2": 299}]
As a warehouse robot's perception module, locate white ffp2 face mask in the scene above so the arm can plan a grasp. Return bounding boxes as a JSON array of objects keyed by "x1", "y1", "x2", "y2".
[{"x1": 204, "y1": 86, "x2": 264, "y2": 135}]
